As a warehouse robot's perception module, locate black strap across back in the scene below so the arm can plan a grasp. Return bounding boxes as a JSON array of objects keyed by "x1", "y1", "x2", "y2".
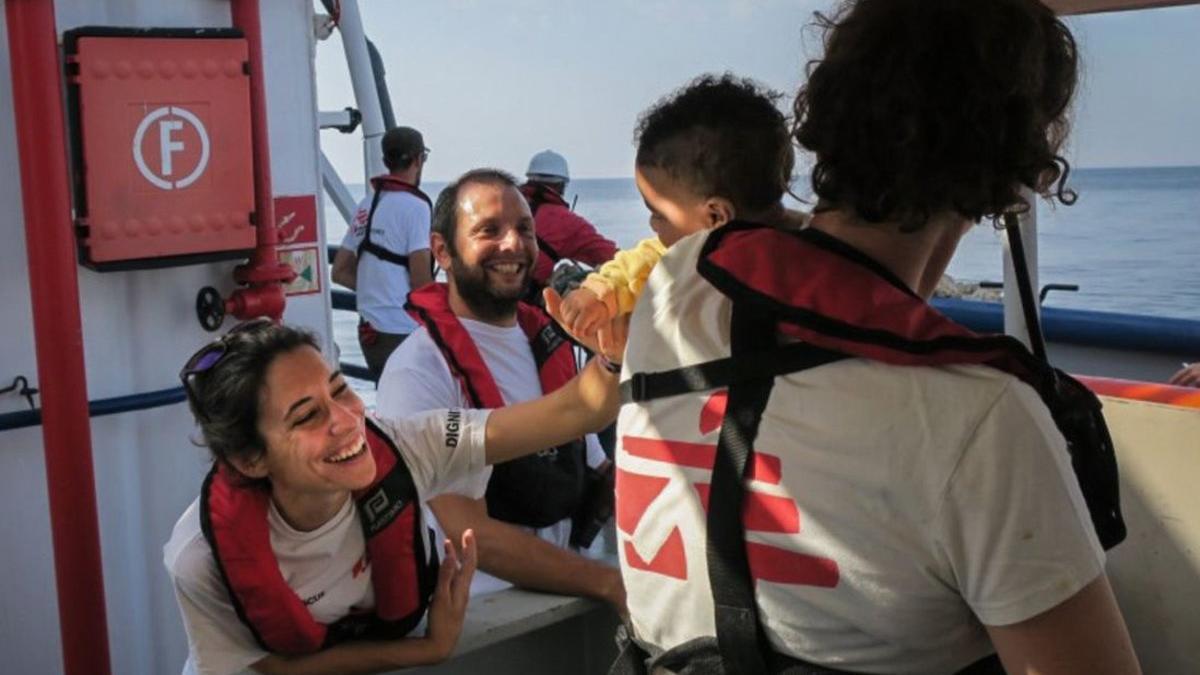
[{"x1": 356, "y1": 187, "x2": 410, "y2": 268}]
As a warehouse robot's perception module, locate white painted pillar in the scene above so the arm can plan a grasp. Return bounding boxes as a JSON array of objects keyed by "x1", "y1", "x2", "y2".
[
  {"x1": 334, "y1": 0, "x2": 386, "y2": 189},
  {"x1": 1002, "y1": 189, "x2": 1040, "y2": 349}
]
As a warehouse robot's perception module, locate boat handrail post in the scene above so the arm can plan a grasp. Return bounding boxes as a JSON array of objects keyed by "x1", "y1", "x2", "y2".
[
  {"x1": 5, "y1": 0, "x2": 112, "y2": 672},
  {"x1": 320, "y1": 150, "x2": 358, "y2": 226},
  {"x1": 1002, "y1": 188, "x2": 1040, "y2": 350},
  {"x1": 333, "y1": 0, "x2": 388, "y2": 187}
]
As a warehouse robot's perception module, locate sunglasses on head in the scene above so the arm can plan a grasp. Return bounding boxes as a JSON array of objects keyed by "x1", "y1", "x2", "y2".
[{"x1": 178, "y1": 317, "x2": 275, "y2": 422}]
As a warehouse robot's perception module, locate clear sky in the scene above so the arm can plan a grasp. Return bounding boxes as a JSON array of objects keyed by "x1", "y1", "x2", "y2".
[{"x1": 314, "y1": 1, "x2": 1200, "y2": 182}]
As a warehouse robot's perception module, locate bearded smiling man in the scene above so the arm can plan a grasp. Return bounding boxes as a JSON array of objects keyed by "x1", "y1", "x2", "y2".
[{"x1": 376, "y1": 168, "x2": 626, "y2": 612}]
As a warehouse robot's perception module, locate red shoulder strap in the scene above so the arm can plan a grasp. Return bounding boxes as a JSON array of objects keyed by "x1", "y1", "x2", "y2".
[
  {"x1": 357, "y1": 420, "x2": 424, "y2": 623},
  {"x1": 406, "y1": 284, "x2": 508, "y2": 407},
  {"x1": 369, "y1": 174, "x2": 432, "y2": 209}
]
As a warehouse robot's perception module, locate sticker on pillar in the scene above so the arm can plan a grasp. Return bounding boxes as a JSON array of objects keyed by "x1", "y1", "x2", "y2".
[
  {"x1": 279, "y1": 246, "x2": 321, "y2": 296},
  {"x1": 274, "y1": 195, "x2": 319, "y2": 246},
  {"x1": 133, "y1": 105, "x2": 211, "y2": 191}
]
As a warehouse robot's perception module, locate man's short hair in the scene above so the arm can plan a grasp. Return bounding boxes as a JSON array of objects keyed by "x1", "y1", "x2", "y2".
[
  {"x1": 635, "y1": 73, "x2": 794, "y2": 214},
  {"x1": 792, "y1": 0, "x2": 1079, "y2": 230},
  {"x1": 381, "y1": 126, "x2": 425, "y2": 172},
  {"x1": 431, "y1": 168, "x2": 520, "y2": 254}
]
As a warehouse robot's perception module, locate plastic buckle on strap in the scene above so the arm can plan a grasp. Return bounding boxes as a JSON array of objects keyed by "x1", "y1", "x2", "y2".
[
  {"x1": 630, "y1": 372, "x2": 650, "y2": 402},
  {"x1": 620, "y1": 372, "x2": 649, "y2": 404}
]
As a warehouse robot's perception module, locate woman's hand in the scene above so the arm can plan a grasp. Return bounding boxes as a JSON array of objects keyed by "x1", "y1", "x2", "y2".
[
  {"x1": 1169, "y1": 362, "x2": 1199, "y2": 388},
  {"x1": 245, "y1": 532, "x2": 477, "y2": 674},
  {"x1": 425, "y1": 530, "x2": 477, "y2": 661}
]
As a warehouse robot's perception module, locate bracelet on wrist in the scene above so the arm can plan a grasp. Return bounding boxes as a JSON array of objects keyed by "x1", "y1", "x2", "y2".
[{"x1": 599, "y1": 355, "x2": 622, "y2": 374}]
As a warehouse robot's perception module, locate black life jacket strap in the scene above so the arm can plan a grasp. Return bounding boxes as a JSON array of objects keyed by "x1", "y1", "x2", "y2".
[
  {"x1": 536, "y1": 235, "x2": 562, "y2": 264},
  {"x1": 527, "y1": 234, "x2": 562, "y2": 303},
  {"x1": 357, "y1": 187, "x2": 410, "y2": 268},
  {"x1": 706, "y1": 303, "x2": 777, "y2": 675},
  {"x1": 620, "y1": 341, "x2": 848, "y2": 405},
  {"x1": 524, "y1": 183, "x2": 563, "y2": 287}
]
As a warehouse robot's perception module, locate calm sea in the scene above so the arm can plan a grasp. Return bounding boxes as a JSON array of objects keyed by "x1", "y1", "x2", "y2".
[{"x1": 327, "y1": 166, "x2": 1199, "y2": 390}]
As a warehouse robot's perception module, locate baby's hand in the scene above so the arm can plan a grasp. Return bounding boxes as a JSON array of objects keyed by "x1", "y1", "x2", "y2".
[
  {"x1": 562, "y1": 288, "x2": 614, "y2": 338},
  {"x1": 554, "y1": 288, "x2": 614, "y2": 340}
]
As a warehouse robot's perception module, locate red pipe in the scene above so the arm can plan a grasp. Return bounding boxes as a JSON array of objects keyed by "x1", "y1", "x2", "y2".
[
  {"x1": 228, "y1": 0, "x2": 294, "y2": 321},
  {"x1": 5, "y1": 2, "x2": 112, "y2": 674},
  {"x1": 1079, "y1": 376, "x2": 1200, "y2": 410}
]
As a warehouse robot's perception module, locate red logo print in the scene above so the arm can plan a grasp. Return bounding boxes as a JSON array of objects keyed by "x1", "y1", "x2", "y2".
[
  {"x1": 352, "y1": 207, "x2": 369, "y2": 236},
  {"x1": 352, "y1": 551, "x2": 371, "y2": 579},
  {"x1": 618, "y1": 392, "x2": 839, "y2": 587}
]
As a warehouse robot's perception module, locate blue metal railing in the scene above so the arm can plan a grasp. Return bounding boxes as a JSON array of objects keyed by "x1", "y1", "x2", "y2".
[
  {"x1": 932, "y1": 298, "x2": 1199, "y2": 355},
  {"x1": 0, "y1": 386, "x2": 186, "y2": 432}
]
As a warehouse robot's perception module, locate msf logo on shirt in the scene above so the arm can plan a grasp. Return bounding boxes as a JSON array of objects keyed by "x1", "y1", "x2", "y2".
[
  {"x1": 352, "y1": 206, "x2": 370, "y2": 237},
  {"x1": 617, "y1": 391, "x2": 840, "y2": 588}
]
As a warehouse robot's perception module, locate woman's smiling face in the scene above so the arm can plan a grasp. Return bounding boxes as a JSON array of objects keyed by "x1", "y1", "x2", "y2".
[{"x1": 248, "y1": 346, "x2": 375, "y2": 498}]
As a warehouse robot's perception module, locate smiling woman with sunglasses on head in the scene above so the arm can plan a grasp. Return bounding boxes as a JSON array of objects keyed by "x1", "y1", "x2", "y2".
[{"x1": 163, "y1": 319, "x2": 623, "y2": 675}]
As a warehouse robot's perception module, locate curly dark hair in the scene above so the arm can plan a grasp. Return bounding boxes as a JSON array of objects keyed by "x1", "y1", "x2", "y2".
[
  {"x1": 793, "y1": 0, "x2": 1079, "y2": 231},
  {"x1": 183, "y1": 322, "x2": 320, "y2": 484},
  {"x1": 432, "y1": 167, "x2": 520, "y2": 255},
  {"x1": 636, "y1": 73, "x2": 795, "y2": 213}
]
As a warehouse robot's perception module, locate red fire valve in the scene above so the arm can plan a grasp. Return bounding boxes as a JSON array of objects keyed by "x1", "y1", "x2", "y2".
[{"x1": 225, "y1": 283, "x2": 287, "y2": 322}]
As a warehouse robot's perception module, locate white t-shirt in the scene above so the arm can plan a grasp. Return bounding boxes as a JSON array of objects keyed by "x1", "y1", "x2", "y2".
[
  {"x1": 163, "y1": 408, "x2": 489, "y2": 675},
  {"x1": 377, "y1": 318, "x2": 606, "y2": 595},
  {"x1": 339, "y1": 189, "x2": 431, "y2": 334},
  {"x1": 617, "y1": 230, "x2": 1106, "y2": 675}
]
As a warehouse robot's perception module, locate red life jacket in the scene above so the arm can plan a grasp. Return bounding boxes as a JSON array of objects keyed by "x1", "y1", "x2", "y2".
[
  {"x1": 200, "y1": 418, "x2": 437, "y2": 655},
  {"x1": 356, "y1": 175, "x2": 433, "y2": 269},
  {"x1": 701, "y1": 223, "x2": 1046, "y2": 380},
  {"x1": 406, "y1": 283, "x2": 588, "y2": 528}
]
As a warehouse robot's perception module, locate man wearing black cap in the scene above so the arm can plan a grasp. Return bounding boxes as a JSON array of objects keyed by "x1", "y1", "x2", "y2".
[{"x1": 332, "y1": 126, "x2": 435, "y2": 378}]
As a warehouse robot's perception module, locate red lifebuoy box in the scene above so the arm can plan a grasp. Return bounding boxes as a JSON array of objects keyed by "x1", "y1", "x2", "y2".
[{"x1": 65, "y1": 28, "x2": 256, "y2": 270}]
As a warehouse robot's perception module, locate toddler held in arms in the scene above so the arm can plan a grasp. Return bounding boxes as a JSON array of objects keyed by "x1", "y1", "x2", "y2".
[{"x1": 546, "y1": 74, "x2": 806, "y2": 347}]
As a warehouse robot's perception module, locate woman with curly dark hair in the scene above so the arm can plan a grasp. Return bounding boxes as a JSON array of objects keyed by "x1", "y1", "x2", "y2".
[{"x1": 611, "y1": 1, "x2": 1140, "y2": 673}]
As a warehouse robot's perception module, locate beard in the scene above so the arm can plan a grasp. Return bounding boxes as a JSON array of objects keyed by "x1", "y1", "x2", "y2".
[{"x1": 448, "y1": 254, "x2": 533, "y2": 322}]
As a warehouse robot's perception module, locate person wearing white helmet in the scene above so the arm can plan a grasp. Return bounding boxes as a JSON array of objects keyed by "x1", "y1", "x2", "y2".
[
  {"x1": 519, "y1": 150, "x2": 617, "y2": 303},
  {"x1": 526, "y1": 149, "x2": 571, "y2": 186}
]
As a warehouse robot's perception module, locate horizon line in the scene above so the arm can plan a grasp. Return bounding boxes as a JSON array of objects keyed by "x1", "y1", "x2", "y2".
[{"x1": 398, "y1": 163, "x2": 1200, "y2": 184}]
